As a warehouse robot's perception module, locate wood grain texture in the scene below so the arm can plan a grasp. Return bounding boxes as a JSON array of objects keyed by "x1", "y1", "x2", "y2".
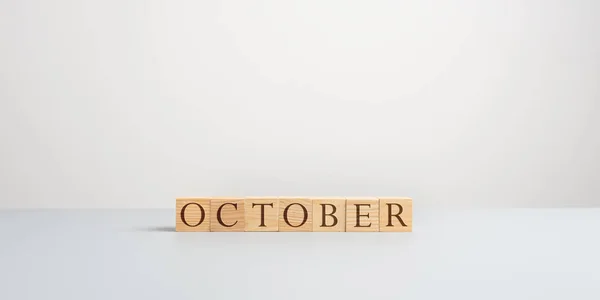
[
  {"x1": 312, "y1": 197, "x2": 346, "y2": 232},
  {"x1": 244, "y1": 197, "x2": 279, "y2": 232},
  {"x1": 346, "y1": 197, "x2": 379, "y2": 232},
  {"x1": 210, "y1": 197, "x2": 245, "y2": 232},
  {"x1": 176, "y1": 198, "x2": 211, "y2": 232},
  {"x1": 379, "y1": 197, "x2": 412, "y2": 232},
  {"x1": 278, "y1": 197, "x2": 312, "y2": 232}
]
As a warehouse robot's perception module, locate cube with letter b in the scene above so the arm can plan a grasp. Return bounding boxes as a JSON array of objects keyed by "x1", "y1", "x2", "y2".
[{"x1": 312, "y1": 197, "x2": 346, "y2": 232}]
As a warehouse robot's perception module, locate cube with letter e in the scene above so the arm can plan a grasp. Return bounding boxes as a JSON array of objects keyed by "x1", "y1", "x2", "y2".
[{"x1": 346, "y1": 197, "x2": 379, "y2": 232}]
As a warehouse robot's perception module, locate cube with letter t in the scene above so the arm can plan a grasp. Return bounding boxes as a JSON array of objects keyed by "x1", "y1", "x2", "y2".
[{"x1": 245, "y1": 197, "x2": 279, "y2": 232}]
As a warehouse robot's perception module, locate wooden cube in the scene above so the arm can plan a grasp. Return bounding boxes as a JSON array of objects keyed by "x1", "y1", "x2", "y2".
[
  {"x1": 176, "y1": 198, "x2": 211, "y2": 232},
  {"x1": 244, "y1": 197, "x2": 279, "y2": 232},
  {"x1": 278, "y1": 197, "x2": 312, "y2": 232},
  {"x1": 312, "y1": 197, "x2": 346, "y2": 232},
  {"x1": 346, "y1": 197, "x2": 379, "y2": 232},
  {"x1": 210, "y1": 197, "x2": 245, "y2": 232},
  {"x1": 379, "y1": 197, "x2": 412, "y2": 232}
]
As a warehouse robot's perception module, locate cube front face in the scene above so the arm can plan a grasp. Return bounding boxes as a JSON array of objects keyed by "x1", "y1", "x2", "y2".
[
  {"x1": 379, "y1": 197, "x2": 412, "y2": 232},
  {"x1": 312, "y1": 198, "x2": 346, "y2": 232},
  {"x1": 210, "y1": 198, "x2": 245, "y2": 232},
  {"x1": 245, "y1": 198, "x2": 279, "y2": 232},
  {"x1": 346, "y1": 198, "x2": 379, "y2": 232},
  {"x1": 278, "y1": 198, "x2": 313, "y2": 232},
  {"x1": 176, "y1": 197, "x2": 411, "y2": 232},
  {"x1": 176, "y1": 198, "x2": 211, "y2": 232}
]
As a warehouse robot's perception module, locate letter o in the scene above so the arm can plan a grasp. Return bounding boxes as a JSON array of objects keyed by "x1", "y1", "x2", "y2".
[
  {"x1": 180, "y1": 202, "x2": 205, "y2": 227},
  {"x1": 283, "y1": 203, "x2": 308, "y2": 227}
]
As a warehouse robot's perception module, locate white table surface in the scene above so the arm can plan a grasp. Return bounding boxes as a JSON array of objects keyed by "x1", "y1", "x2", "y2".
[{"x1": 1, "y1": 208, "x2": 599, "y2": 300}]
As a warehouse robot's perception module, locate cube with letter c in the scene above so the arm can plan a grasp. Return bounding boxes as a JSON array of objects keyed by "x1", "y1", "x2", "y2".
[{"x1": 210, "y1": 197, "x2": 245, "y2": 232}]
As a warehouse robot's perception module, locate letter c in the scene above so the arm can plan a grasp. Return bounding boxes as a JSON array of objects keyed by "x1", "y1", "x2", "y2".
[{"x1": 217, "y1": 202, "x2": 239, "y2": 227}]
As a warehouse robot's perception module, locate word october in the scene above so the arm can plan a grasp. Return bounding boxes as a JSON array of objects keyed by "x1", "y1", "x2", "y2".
[{"x1": 176, "y1": 197, "x2": 412, "y2": 232}]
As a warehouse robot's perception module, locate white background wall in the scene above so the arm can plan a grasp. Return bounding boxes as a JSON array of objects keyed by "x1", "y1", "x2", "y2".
[{"x1": 1, "y1": 0, "x2": 598, "y2": 209}]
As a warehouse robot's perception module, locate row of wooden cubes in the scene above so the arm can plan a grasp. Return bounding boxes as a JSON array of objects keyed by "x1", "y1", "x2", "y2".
[{"x1": 176, "y1": 197, "x2": 412, "y2": 232}]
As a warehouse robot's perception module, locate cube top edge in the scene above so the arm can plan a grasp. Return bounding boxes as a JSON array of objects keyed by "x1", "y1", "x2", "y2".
[
  {"x1": 309, "y1": 197, "x2": 347, "y2": 200},
  {"x1": 177, "y1": 196, "x2": 413, "y2": 201},
  {"x1": 176, "y1": 197, "x2": 212, "y2": 201},
  {"x1": 378, "y1": 197, "x2": 413, "y2": 201},
  {"x1": 345, "y1": 197, "x2": 379, "y2": 201}
]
